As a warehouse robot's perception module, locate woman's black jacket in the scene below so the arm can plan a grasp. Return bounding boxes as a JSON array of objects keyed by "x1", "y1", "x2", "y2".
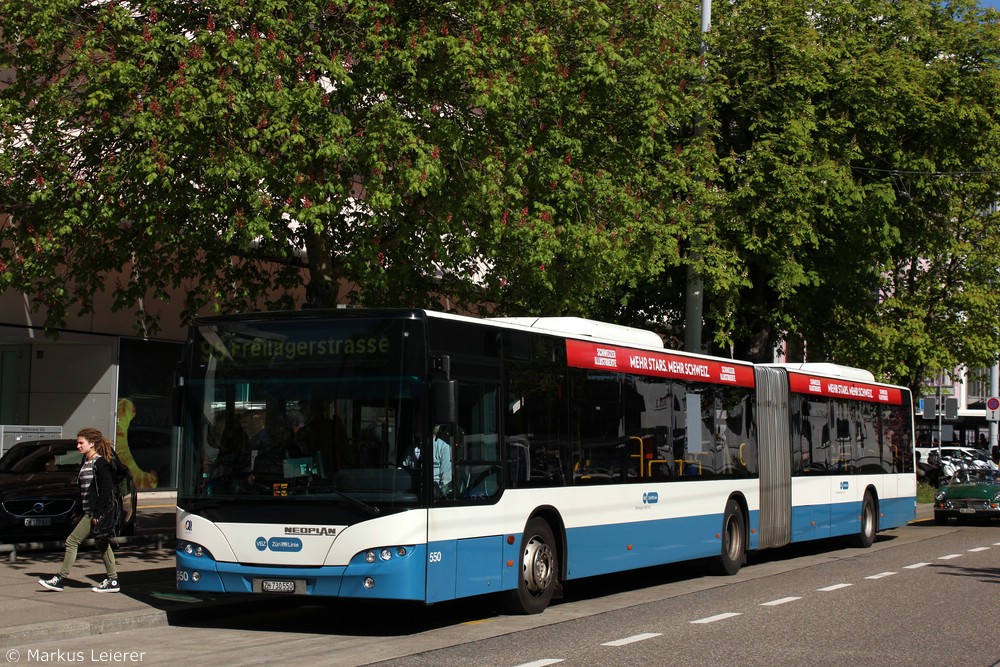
[{"x1": 83, "y1": 456, "x2": 115, "y2": 521}]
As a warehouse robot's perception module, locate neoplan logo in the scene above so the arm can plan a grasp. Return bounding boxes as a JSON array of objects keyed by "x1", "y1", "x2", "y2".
[{"x1": 284, "y1": 526, "x2": 337, "y2": 536}]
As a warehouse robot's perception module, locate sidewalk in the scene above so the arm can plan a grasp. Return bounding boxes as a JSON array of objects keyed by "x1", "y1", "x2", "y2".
[
  {"x1": 0, "y1": 500, "x2": 938, "y2": 649},
  {"x1": 0, "y1": 494, "x2": 251, "y2": 648}
]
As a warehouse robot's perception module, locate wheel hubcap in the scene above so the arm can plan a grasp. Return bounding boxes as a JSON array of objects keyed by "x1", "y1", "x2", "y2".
[
  {"x1": 724, "y1": 516, "x2": 741, "y2": 559},
  {"x1": 521, "y1": 536, "x2": 554, "y2": 594}
]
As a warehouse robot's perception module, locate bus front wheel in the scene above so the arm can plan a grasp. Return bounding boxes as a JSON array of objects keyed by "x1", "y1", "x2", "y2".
[
  {"x1": 712, "y1": 499, "x2": 746, "y2": 576},
  {"x1": 502, "y1": 518, "x2": 558, "y2": 615}
]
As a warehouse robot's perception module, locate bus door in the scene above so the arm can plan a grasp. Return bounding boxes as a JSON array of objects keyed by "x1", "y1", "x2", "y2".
[
  {"x1": 754, "y1": 367, "x2": 791, "y2": 549},
  {"x1": 425, "y1": 374, "x2": 504, "y2": 604},
  {"x1": 797, "y1": 396, "x2": 842, "y2": 539}
]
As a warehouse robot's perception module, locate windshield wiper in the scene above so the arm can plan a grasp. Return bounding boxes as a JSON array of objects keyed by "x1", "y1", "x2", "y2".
[
  {"x1": 296, "y1": 484, "x2": 381, "y2": 517},
  {"x1": 180, "y1": 486, "x2": 382, "y2": 517},
  {"x1": 180, "y1": 497, "x2": 246, "y2": 511}
]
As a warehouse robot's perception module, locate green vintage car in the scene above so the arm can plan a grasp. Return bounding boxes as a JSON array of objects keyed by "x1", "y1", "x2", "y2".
[{"x1": 934, "y1": 468, "x2": 1000, "y2": 525}]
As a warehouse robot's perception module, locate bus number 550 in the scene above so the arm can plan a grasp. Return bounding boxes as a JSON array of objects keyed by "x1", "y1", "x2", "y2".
[{"x1": 428, "y1": 551, "x2": 443, "y2": 563}]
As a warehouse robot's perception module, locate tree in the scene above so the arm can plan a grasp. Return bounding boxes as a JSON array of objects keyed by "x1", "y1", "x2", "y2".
[
  {"x1": 6, "y1": 0, "x2": 998, "y2": 395},
  {"x1": 0, "y1": 0, "x2": 714, "y2": 335},
  {"x1": 675, "y1": 0, "x2": 1000, "y2": 392},
  {"x1": 780, "y1": 0, "x2": 1000, "y2": 391}
]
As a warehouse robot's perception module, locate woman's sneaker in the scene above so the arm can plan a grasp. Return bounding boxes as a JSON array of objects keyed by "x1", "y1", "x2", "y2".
[
  {"x1": 91, "y1": 578, "x2": 120, "y2": 593},
  {"x1": 39, "y1": 575, "x2": 65, "y2": 591}
]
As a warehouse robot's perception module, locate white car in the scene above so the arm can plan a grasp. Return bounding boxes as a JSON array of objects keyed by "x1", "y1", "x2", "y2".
[{"x1": 916, "y1": 446, "x2": 999, "y2": 471}]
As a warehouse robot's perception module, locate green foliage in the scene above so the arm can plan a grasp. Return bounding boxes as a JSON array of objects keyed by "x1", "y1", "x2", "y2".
[
  {"x1": 0, "y1": 0, "x2": 712, "y2": 333},
  {"x1": 1, "y1": 0, "x2": 999, "y2": 396},
  {"x1": 916, "y1": 481, "x2": 936, "y2": 505},
  {"x1": 701, "y1": 0, "x2": 1000, "y2": 388}
]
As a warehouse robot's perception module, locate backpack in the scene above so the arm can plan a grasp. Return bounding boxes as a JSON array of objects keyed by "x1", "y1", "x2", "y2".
[
  {"x1": 92, "y1": 487, "x2": 122, "y2": 539},
  {"x1": 108, "y1": 450, "x2": 132, "y2": 484}
]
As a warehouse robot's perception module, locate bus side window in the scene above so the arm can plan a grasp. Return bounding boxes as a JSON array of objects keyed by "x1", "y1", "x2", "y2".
[{"x1": 439, "y1": 379, "x2": 500, "y2": 502}]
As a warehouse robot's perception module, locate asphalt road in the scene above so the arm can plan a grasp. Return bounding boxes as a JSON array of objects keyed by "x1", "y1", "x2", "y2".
[{"x1": 5, "y1": 519, "x2": 999, "y2": 667}]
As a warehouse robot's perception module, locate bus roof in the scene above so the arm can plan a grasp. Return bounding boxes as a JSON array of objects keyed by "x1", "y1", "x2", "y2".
[
  {"x1": 487, "y1": 316, "x2": 664, "y2": 350},
  {"x1": 769, "y1": 362, "x2": 876, "y2": 382}
]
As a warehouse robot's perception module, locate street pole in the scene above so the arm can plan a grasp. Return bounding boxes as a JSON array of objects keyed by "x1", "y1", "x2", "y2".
[
  {"x1": 991, "y1": 356, "x2": 998, "y2": 454},
  {"x1": 684, "y1": 0, "x2": 711, "y2": 354},
  {"x1": 936, "y1": 386, "x2": 943, "y2": 453}
]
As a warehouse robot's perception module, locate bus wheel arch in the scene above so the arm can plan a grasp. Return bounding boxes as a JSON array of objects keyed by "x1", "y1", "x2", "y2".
[
  {"x1": 500, "y1": 508, "x2": 564, "y2": 615},
  {"x1": 851, "y1": 487, "x2": 879, "y2": 549},
  {"x1": 711, "y1": 494, "x2": 748, "y2": 576}
]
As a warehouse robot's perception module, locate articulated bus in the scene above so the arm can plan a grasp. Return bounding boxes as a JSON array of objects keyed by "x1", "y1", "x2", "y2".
[{"x1": 174, "y1": 309, "x2": 916, "y2": 614}]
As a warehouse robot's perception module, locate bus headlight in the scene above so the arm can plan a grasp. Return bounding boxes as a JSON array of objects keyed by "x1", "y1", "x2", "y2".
[
  {"x1": 177, "y1": 540, "x2": 210, "y2": 559},
  {"x1": 360, "y1": 546, "x2": 414, "y2": 565}
]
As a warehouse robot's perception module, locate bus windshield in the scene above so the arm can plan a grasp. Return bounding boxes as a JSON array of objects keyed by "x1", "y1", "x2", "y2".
[{"x1": 176, "y1": 315, "x2": 430, "y2": 518}]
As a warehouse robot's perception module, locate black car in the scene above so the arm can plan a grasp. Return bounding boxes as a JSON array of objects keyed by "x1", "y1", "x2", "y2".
[{"x1": 0, "y1": 439, "x2": 137, "y2": 544}]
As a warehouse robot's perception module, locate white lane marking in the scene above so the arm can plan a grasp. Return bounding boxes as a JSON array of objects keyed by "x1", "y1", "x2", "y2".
[
  {"x1": 904, "y1": 562, "x2": 930, "y2": 569},
  {"x1": 601, "y1": 633, "x2": 662, "y2": 647},
  {"x1": 817, "y1": 583, "x2": 852, "y2": 592},
  {"x1": 938, "y1": 554, "x2": 963, "y2": 560},
  {"x1": 865, "y1": 572, "x2": 897, "y2": 580},
  {"x1": 692, "y1": 612, "x2": 741, "y2": 624},
  {"x1": 514, "y1": 660, "x2": 564, "y2": 667},
  {"x1": 968, "y1": 547, "x2": 990, "y2": 552},
  {"x1": 760, "y1": 596, "x2": 801, "y2": 606}
]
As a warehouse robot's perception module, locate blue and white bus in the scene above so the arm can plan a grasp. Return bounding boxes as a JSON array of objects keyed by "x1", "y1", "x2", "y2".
[{"x1": 174, "y1": 309, "x2": 916, "y2": 614}]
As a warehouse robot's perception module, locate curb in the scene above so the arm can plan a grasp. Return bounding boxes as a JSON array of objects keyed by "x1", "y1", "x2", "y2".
[
  {"x1": 0, "y1": 591, "x2": 294, "y2": 649},
  {"x1": 1, "y1": 609, "x2": 171, "y2": 648}
]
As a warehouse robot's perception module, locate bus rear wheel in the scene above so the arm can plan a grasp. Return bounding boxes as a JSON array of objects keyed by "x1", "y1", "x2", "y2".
[
  {"x1": 712, "y1": 499, "x2": 746, "y2": 576},
  {"x1": 502, "y1": 518, "x2": 558, "y2": 615},
  {"x1": 851, "y1": 491, "x2": 877, "y2": 549}
]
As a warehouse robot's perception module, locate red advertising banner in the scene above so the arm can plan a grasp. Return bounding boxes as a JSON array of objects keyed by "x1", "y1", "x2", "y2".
[
  {"x1": 565, "y1": 339, "x2": 756, "y2": 388},
  {"x1": 788, "y1": 371, "x2": 903, "y2": 405}
]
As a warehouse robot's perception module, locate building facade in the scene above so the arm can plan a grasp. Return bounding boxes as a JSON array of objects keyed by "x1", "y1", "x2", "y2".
[{"x1": 0, "y1": 281, "x2": 303, "y2": 491}]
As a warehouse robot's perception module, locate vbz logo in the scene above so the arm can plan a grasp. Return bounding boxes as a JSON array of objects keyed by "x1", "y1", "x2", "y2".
[
  {"x1": 255, "y1": 536, "x2": 267, "y2": 551},
  {"x1": 840, "y1": 481, "x2": 850, "y2": 490}
]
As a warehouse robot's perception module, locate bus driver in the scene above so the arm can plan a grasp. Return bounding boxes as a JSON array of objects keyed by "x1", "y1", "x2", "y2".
[{"x1": 401, "y1": 425, "x2": 452, "y2": 495}]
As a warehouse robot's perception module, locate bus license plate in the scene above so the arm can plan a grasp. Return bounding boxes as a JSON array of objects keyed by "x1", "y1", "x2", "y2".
[
  {"x1": 24, "y1": 518, "x2": 51, "y2": 527},
  {"x1": 260, "y1": 579, "x2": 297, "y2": 593}
]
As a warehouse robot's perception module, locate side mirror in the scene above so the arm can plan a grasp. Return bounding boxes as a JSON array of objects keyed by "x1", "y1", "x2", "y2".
[
  {"x1": 432, "y1": 380, "x2": 457, "y2": 425},
  {"x1": 170, "y1": 374, "x2": 184, "y2": 427}
]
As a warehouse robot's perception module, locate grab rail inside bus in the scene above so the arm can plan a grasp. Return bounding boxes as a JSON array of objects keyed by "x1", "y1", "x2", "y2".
[
  {"x1": 647, "y1": 458, "x2": 668, "y2": 477},
  {"x1": 676, "y1": 459, "x2": 703, "y2": 476},
  {"x1": 629, "y1": 436, "x2": 645, "y2": 478}
]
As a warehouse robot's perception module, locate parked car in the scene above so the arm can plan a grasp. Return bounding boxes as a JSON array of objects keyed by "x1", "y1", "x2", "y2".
[
  {"x1": 0, "y1": 439, "x2": 136, "y2": 544},
  {"x1": 934, "y1": 467, "x2": 1000, "y2": 525},
  {"x1": 916, "y1": 446, "x2": 998, "y2": 470}
]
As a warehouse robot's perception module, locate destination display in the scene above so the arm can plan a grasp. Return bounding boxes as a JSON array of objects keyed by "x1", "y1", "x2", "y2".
[
  {"x1": 565, "y1": 339, "x2": 756, "y2": 387},
  {"x1": 195, "y1": 319, "x2": 408, "y2": 369},
  {"x1": 201, "y1": 335, "x2": 391, "y2": 364}
]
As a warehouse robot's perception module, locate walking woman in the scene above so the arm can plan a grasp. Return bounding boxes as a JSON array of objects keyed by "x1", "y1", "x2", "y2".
[{"x1": 39, "y1": 427, "x2": 120, "y2": 593}]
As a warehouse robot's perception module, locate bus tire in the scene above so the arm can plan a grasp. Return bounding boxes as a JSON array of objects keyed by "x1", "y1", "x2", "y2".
[
  {"x1": 712, "y1": 499, "x2": 745, "y2": 576},
  {"x1": 851, "y1": 491, "x2": 877, "y2": 548},
  {"x1": 502, "y1": 518, "x2": 558, "y2": 615}
]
